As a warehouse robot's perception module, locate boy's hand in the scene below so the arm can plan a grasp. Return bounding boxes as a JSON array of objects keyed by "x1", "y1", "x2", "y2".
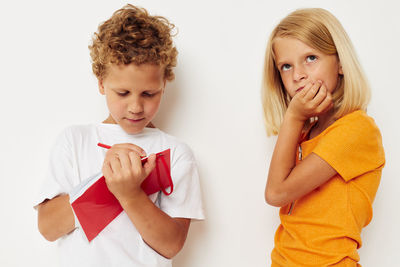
[
  {"x1": 286, "y1": 80, "x2": 333, "y2": 122},
  {"x1": 101, "y1": 143, "x2": 157, "y2": 203}
]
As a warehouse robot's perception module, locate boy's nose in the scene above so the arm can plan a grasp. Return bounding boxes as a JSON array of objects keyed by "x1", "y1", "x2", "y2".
[{"x1": 128, "y1": 98, "x2": 144, "y2": 114}]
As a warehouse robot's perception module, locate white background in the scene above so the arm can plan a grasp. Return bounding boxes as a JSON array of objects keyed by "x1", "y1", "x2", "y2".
[{"x1": 1, "y1": 0, "x2": 399, "y2": 266}]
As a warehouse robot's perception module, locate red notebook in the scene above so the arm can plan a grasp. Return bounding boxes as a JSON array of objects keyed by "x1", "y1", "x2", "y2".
[{"x1": 71, "y1": 149, "x2": 172, "y2": 242}]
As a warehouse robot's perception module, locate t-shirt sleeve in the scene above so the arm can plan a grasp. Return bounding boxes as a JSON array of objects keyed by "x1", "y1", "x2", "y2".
[
  {"x1": 34, "y1": 128, "x2": 77, "y2": 207},
  {"x1": 312, "y1": 113, "x2": 385, "y2": 182},
  {"x1": 159, "y1": 143, "x2": 205, "y2": 220}
]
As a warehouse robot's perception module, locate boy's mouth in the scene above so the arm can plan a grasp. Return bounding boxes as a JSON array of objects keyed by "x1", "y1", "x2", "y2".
[{"x1": 126, "y1": 118, "x2": 144, "y2": 123}]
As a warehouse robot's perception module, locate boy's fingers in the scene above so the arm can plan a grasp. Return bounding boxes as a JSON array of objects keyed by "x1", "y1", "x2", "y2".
[
  {"x1": 114, "y1": 143, "x2": 146, "y2": 157},
  {"x1": 102, "y1": 160, "x2": 112, "y2": 177},
  {"x1": 128, "y1": 151, "x2": 143, "y2": 171},
  {"x1": 143, "y1": 154, "x2": 157, "y2": 178},
  {"x1": 108, "y1": 154, "x2": 122, "y2": 174},
  {"x1": 118, "y1": 152, "x2": 132, "y2": 170}
]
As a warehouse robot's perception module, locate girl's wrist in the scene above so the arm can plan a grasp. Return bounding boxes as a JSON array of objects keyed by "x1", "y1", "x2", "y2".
[{"x1": 285, "y1": 109, "x2": 308, "y2": 125}]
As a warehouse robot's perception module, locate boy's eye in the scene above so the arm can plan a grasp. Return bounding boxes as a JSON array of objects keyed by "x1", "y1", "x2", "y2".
[
  {"x1": 306, "y1": 55, "x2": 317, "y2": 62},
  {"x1": 281, "y1": 64, "x2": 291, "y2": 71},
  {"x1": 117, "y1": 91, "x2": 129, "y2": 96},
  {"x1": 142, "y1": 92, "x2": 155, "y2": 97}
]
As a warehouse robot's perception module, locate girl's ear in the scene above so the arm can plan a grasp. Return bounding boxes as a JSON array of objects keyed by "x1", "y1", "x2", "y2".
[
  {"x1": 98, "y1": 79, "x2": 105, "y2": 95},
  {"x1": 338, "y1": 61, "x2": 343, "y2": 75}
]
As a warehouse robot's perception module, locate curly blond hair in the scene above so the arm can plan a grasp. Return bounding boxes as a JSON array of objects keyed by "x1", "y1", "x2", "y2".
[{"x1": 89, "y1": 4, "x2": 178, "y2": 81}]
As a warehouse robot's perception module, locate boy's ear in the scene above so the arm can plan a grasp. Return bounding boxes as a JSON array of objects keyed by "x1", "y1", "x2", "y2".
[
  {"x1": 98, "y1": 79, "x2": 105, "y2": 95},
  {"x1": 162, "y1": 79, "x2": 167, "y2": 93}
]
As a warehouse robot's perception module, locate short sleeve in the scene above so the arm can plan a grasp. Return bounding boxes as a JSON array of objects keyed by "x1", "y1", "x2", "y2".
[
  {"x1": 312, "y1": 112, "x2": 385, "y2": 182},
  {"x1": 159, "y1": 143, "x2": 205, "y2": 220},
  {"x1": 34, "y1": 128, "x2": 77, "y2": 207}
]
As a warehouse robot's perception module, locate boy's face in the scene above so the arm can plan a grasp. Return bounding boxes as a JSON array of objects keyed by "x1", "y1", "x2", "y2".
[{"x1": 99, "y1": 63, "x2": 166, "y2": 134}]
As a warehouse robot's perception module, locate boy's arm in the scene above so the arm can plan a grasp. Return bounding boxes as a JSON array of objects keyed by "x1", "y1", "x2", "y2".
[
  {"x1": 102, "y1": 144, "x2": 190, "y2": 259},
  {"x1": 37, "y1": 194, "x2": 75, "y2": 241},
  {"x1": 121, "y1": 193, "x2": 190, "y2": 259}
]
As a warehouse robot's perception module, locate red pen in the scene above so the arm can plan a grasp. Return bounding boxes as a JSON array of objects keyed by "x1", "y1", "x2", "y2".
[
  {"x1": 97, "y1": 143, "x2": 147, "y2": 159},
  {"x1": 97, "y1": 143, "x2": 111, "y2": 149}
]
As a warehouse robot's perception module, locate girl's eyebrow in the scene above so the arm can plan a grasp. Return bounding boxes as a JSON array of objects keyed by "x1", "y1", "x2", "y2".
[
  {"x1": 276, "y1": 50, "x2": 317, "y2": 67},
  {"x1": 275, "y1": 60, "x2": 288, "y2": 69}
]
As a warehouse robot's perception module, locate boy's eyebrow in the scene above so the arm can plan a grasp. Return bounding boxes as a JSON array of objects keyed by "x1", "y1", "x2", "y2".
[{"x1": 111, "y1": 87, "x2": 163, "y2": 92}]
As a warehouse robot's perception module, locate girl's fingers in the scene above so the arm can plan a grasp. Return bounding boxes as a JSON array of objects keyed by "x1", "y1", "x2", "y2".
[
  {"x1": 317, "y1": 92, "x2": 333, "y2": 113},
  {"x1": 304, "y1": 81, "x2": 322, "y2": 100},
  {"x1": 296, "y1": 82, "x2": 314, "y2": 98},
  {"x1": 310, "y1": 84, "x2": 327, "y2": 106}
]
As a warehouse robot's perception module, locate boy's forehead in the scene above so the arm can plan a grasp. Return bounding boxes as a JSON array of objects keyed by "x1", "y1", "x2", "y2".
[
  {"x1": 109, "y1": 63, "x2": 164, "y2": 77},
  {"x1": 104, "y1": 63, "x2": 166, "y2": 88}
]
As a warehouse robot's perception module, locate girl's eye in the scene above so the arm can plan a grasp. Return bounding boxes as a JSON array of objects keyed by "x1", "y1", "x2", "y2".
[
  {"x1": 306, "y1": 55, "x2": 317, "y2": 63},
  {"x1": 281, "y1": 64, "x2": 291, "y2": 71}
]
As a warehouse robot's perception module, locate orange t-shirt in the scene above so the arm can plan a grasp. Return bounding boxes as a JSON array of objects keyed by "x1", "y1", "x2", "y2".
[{"x1": 271, "y1": 110, "x2": 385, "y2": 266}]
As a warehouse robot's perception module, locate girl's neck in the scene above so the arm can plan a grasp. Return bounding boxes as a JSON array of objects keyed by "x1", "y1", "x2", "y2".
[{"x1": 308, "y1": 109, "x2": 336, "y2": 140}]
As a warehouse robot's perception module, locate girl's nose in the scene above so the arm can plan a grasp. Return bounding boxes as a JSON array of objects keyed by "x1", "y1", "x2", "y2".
[{"x1": 293, "y1": 66, "x2": 307, "y2": 82}]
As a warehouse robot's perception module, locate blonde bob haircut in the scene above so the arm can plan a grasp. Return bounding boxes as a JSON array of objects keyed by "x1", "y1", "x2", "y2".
[{"x1": 262, "y1": 8, "x2": 370, "y2": 136}]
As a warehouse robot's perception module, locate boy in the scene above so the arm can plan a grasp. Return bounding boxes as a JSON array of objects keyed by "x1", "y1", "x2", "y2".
[{"x1": 35, "y1": 4, "x2": 204, "y2": 267}]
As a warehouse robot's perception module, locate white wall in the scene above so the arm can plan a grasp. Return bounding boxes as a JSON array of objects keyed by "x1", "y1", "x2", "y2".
[{"x1": 1, "y1": 0, "x2": 399, "y2": 266}]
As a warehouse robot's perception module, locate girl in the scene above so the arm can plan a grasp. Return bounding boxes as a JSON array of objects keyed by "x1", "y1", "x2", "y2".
[{"x1": 262, "y1": 8, "x2": 385, "y2": 266}]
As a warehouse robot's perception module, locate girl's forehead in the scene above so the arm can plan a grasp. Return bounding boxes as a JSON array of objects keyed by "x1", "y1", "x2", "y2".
[{"x1": 273, "y1": 37, "x2": 313, "y2": 55}]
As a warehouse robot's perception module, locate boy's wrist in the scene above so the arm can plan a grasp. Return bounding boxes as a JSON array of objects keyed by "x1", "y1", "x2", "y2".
[{"x1": 118, "y1": 188, "x2": 148, "y2": 209}]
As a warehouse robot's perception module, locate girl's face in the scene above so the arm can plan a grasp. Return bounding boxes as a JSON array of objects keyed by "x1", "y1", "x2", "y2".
[{"x1": 273, "y1": 37, "x2": 342, "y2": 98}]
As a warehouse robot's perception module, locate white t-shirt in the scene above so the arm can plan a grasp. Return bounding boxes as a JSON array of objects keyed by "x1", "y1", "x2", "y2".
[{"x1": 35, "y1": 124, "x2": 204, "y2": 267}]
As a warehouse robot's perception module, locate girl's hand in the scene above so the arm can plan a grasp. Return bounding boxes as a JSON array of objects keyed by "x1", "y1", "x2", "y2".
[
  {"x1": 287, "y1": 80, "x2": 333, "y2": 122},
  {"x1": 101, "y1": 143, "x2": 157, "y2": 203}
]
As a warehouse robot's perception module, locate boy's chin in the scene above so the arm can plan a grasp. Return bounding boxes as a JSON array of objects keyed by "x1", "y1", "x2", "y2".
[
  {"x1": 121, "y1": 126, "x2": 146, "y2": 135},
  {"x1": 118, "y1": 120, "x2": 149, "y2": 135}
]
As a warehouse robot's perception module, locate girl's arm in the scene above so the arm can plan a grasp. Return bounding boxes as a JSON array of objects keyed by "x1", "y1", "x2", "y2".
[
  {"x1": 102, "y1": 144, "x2": 190, "y2": 259},
  {"x1": 265, "y1": 82, "x2": 337, "y2": 207},
  {"x1": 37, "y1": 194, "x2": 75, "y2": 241}
]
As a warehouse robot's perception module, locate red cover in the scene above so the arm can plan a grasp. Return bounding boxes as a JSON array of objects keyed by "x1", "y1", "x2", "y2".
[{"x1": 71, "y1": 149, "x2": 172, "y2": 242}]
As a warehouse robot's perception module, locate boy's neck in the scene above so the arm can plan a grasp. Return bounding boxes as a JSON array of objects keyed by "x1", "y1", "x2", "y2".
[{"x1": 146, "y1": 122, "x2": 156, "y2": 128}]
